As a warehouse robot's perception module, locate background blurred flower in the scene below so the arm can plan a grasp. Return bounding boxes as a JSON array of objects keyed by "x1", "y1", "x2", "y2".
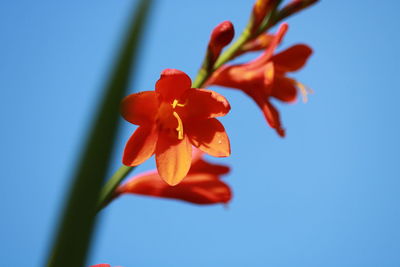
[
  {"x1": 207, "y1": 23, "x2": 312, "y2": 137},
  {"x1": 116, "y1": 148, "x2": 232, "y2": 205}
]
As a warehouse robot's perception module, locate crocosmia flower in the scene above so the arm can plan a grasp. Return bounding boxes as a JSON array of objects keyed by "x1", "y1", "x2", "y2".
[
  {"x1": 121, "y1": 69, "x2": 231, "y2": 185},
  {"x1": 207, "y1": 23, "x2": 312, "y2": 137},
  {"x1": 116, "y1": 148, "x2": 232, "y2": 205}
]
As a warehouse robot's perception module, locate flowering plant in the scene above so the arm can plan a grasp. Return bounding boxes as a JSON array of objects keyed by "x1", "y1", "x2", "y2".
[{"x1": 46, "y1": 1, "x2": 318, "y2": 266}]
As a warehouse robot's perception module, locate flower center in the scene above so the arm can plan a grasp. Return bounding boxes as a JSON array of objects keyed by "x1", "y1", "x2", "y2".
[
  {"x1": 157, "y1": 99, "x2": 187, "y2": 140},
  {"x1": 171, "y1": 99, "x2": 187, "y2": 140},
  {"x1": 172, "y1": 111, "x2": 183, "y2": 140}
]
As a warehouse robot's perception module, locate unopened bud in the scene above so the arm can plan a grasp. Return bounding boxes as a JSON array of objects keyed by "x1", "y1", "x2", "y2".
[
  {"x1": 250, "y1": 0, "x2": 277, "y2": 34},
  {"x1": 208, "y1": 21, "x2": 235, "y2": 62}
]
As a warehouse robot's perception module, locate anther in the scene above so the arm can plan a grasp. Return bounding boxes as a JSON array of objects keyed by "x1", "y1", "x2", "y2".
[
  {"x1": 172, "y1": 111, "x2": 184, "y2": 140},
  {"x1": 172, "y1": 99, "x2": 187, "y2": 108},
  {"x1": 296, "y1": 81, "x2": 313, "y2": 103}
]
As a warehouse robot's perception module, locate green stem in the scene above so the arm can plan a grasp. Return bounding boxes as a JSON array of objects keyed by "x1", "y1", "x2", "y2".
[
  {"x1": 46, "y1": 0, "x2": 153, "y2": 265},
  {"x1": 192, "y1": 65, "x2": 209, "y2": 88},
  {"x1": 97, "y1": 165, "x2": 134, "y2": 212},
  {"x1": 213, "y1": 28, "x2": 252, "y2": 71}
]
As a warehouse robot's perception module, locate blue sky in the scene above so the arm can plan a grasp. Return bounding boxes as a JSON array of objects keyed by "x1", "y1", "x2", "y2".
[{"x1": 1, "y1": 0, "x2": 400, "y2": 266}]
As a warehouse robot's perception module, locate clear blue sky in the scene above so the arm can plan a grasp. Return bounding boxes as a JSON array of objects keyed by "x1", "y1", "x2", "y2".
[{"x1": 1, "y1": 0, "x2": 400, "y2": 266}]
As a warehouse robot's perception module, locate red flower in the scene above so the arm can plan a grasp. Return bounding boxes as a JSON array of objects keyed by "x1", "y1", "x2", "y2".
[
  {"x1": 207, "y1": 23, "x2": 312, "y2": 137},
  {"x1": 116, "y1": 149, "x2": 232, "y2": 205},
  {"x1": 121, "y1": 69, "x2": 231, "y2": 185}
]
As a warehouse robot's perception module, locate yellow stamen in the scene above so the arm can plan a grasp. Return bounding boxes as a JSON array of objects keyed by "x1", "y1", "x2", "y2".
[
  {"x1": 296, "y1": 81, "x2": 314, "y2": 103},
  {"x1": 173, "y1": 111, "x2": 184, "y2": 140},
  {"x1": 172, "y1": 99, "x2": 187, "y2": 108}
]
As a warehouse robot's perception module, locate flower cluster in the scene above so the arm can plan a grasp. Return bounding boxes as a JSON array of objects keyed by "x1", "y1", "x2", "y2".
[
  {"x1": 207, "y1": 23, "x2": 312, "y2": 137},
  {"x1": 111, "y1": 0, "x2": 317, "y2": 206}
]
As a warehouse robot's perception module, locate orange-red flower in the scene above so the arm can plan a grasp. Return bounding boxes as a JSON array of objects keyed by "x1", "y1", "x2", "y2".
[
  {"x1": 121, "y1": 69, "x2": 231, "y2": 185},
  {"x1": 206, "y1": 23, "x2": 312, "y2": 137},
  {"x1": 116, "y1": 149, "x2": 232, "y2": 205}
]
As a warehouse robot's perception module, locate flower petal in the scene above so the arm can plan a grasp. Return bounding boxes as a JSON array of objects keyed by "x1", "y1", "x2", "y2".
[
  {"x1": 156, "y1": 133, "x2": 192, "y2": 186},
  {"x1": 271, "y1": 76, "x2": 297, "y2": 103},
  {"x1": 186, "y1": 118, "x2": 231, "y2": 157},
  {"x1": 171, "y1": 173, "x2": 232, "y2": 204},
  {"x1": 121, "y1": 91, "x2": 158, "y2": 125},
  {"x1": 118, "y1": 172, "x2": 231, "y2": 205},
  {"x1": 189, "y1": 158, "x2": 230, "y2": 175},
  {"x1": 191, "y1": 147, "x2": 204, "y2": 163},
  {"x1": 181, "y1": 89, "x2": 231, "y2": 119},
  {"x1": 206, "y1": 65, "x2": 256, "y2": 90},
  {"x1": 247, "y1": 90, "x2": 285, "y2": 137},
  {"x1": 263, "y1": 61, "x2": 275, "y2": 88},
  {"x1": 122, "y1": 125, "x2": 158, "y2": 166},
  {"x1": 117, "y1": 171, "x2": 166, "y2": 197},
  {"x1": 155, "y1": 69, "x2": 192, "y2": 102},
  {"x1": 272, "y1": 44, "x2": 313, "y2": 72},
  {"x1": 261, "y1": 101, "x2": 285, "y2": 137},
  {"x1": 247, "y1": 23, "x2": 288, "y2": 68}
]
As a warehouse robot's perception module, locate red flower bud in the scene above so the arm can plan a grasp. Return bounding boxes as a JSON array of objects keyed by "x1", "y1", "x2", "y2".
[
  {"x1": 250, "y1": 0, "x2": 278, "y2": 33},
  {"x1": 208, "y1": 21, "x2": 235, "y2": 62}
]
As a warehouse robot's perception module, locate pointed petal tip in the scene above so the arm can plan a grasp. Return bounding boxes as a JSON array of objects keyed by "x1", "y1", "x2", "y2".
[
  {"x1": 160, "y1": 167, "x2": 191, "y2": 186},
  {"x1": 163, "y1": 176, "x2": 185, "y2": 186},
  {"x1": 122, "y1": 126, "x2": 158, "y2": 166},
  {"x1": 156, "y1": 134, "x2": 192, "y2": 187},
  {"x1": 277, "y1": 127, "x2": 286, "y2": 137},
  {"x1": 187, "y1": 118, "x2": 231, "y2": 158}
]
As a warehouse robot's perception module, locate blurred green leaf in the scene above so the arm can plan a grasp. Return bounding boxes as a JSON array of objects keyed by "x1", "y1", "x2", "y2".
[{"x1": 46, "y1": 0, "x2": 153, "y2": 266}]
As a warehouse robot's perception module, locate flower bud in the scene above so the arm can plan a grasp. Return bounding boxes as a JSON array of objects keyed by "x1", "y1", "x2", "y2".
[
  {"x1": 208, "y1": 21, "x2": 235, "y2": 62},
  {"x1": 250, "y1": 0, "x2": 277, "y2": 34}
]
